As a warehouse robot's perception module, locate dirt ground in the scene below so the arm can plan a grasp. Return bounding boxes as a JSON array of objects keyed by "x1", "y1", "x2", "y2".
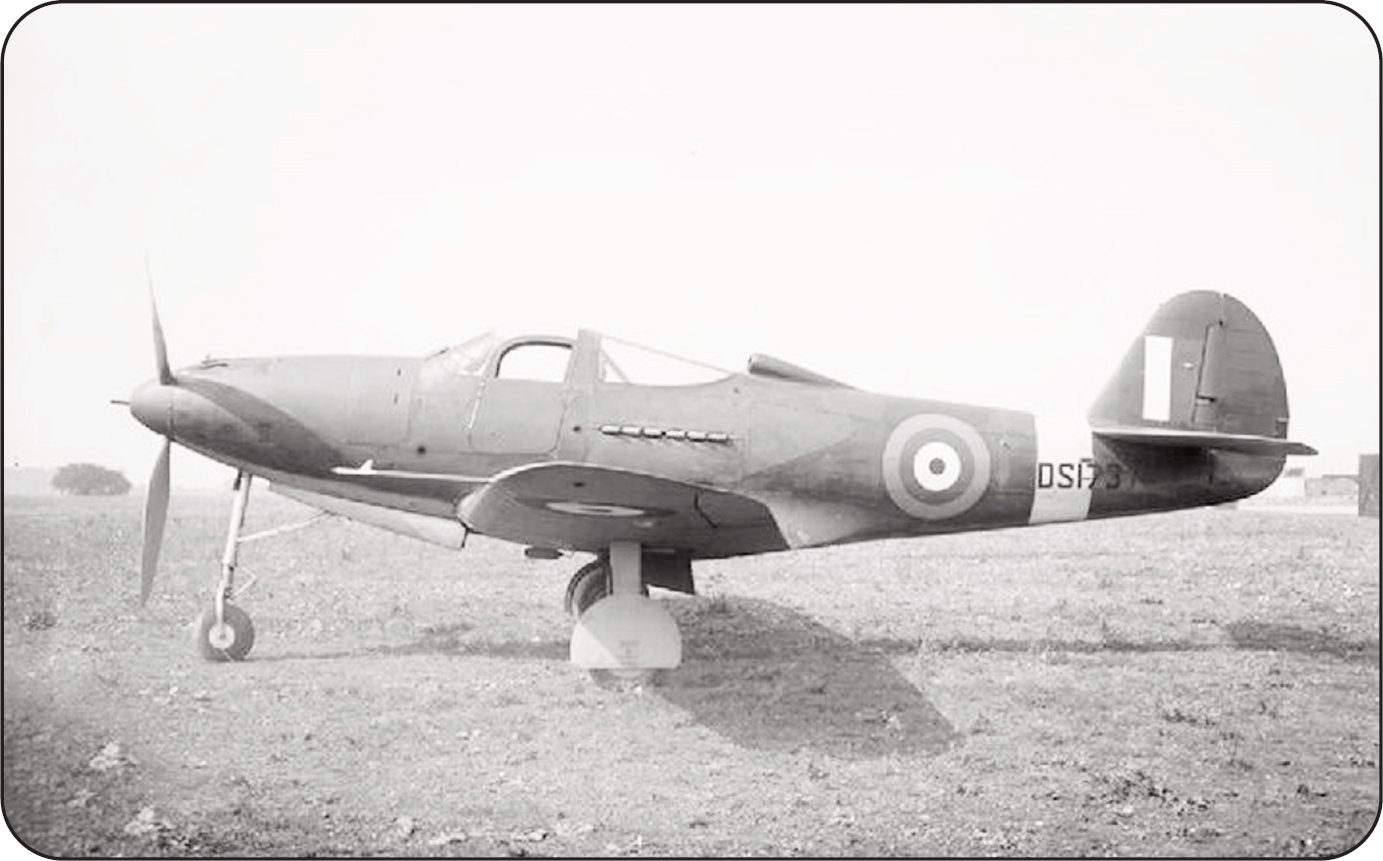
[{"x1": 4, "y1": 492, "x2": 1378, "y2": 857}]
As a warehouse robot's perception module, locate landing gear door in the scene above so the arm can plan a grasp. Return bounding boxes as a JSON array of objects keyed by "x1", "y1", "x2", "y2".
[{"x1": 468, "y1": 339, "x2": 572, "y2": 455}]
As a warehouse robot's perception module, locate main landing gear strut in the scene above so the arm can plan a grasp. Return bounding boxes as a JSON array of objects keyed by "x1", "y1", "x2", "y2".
[{"x1": 566, "y1": 541, "x2": 683, "y2": 673}]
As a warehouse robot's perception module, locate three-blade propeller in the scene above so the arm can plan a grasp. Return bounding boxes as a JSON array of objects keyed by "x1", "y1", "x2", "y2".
[{"x1": 138, "y1": 287, "x2": 174, "y2": 605}]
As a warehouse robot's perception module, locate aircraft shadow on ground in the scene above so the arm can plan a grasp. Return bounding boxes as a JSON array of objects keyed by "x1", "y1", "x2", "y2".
[
  {"x1": 372, "y1": 623, "x2": 569, "y2": 660},
  {"x1": 857, "y1": 621, "x2": 1379, "y2": 666},
  {"x1": 653, "y1": 597, "x2": 959, "y2": 760},
  {"x1": 259, "y1": 622, "x2": 569, "y2": 663},
  {"x1": 266, "y1": 597, "x2": 960, "y2": 759}
]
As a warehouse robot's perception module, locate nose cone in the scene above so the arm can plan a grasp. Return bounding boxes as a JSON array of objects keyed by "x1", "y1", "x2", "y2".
[{"x1": 130, "y1": 379, "x2": 174, "y2": 436}]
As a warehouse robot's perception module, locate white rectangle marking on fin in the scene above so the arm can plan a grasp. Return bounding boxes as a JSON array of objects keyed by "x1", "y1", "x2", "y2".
[{"x1": 1142, "y1": 335, "x2": 1173, "y2": 422}]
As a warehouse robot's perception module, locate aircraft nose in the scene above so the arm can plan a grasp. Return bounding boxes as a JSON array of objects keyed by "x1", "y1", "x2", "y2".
[{"x1": 129, "y1": 379, "x2": 175, "y2": 437}]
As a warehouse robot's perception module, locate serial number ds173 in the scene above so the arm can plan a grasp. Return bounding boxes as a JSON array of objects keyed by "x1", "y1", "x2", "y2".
[{"x1": 1036, "y1": 459, "x2": 1124, "y2": 491}]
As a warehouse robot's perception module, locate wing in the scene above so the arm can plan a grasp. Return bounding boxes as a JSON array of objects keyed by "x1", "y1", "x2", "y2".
[{"x1": 457, "y1": 462, "x2": 787, "y2": 557}]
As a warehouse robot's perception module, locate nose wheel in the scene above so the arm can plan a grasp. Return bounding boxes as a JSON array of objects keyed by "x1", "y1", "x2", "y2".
[{"x1": 193, "y1": 602, "x2": 255, "y2": 661}]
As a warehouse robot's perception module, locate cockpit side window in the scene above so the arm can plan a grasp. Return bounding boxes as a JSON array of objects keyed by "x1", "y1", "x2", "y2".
[
  {"x1": 495, "y1": 342, "x2": 573, "y2": 383},
  {"x1": 597, "y1": 336, "x2": 730, "y2": 386}
]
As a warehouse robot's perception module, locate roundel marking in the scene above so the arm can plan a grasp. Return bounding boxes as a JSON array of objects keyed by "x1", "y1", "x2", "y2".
[
  {"x1": 544, "y1": 501, "x2": 649, "y2": 517},
  {"x1": 883, "y1": 413, "x2": 992, "y2": 519}
]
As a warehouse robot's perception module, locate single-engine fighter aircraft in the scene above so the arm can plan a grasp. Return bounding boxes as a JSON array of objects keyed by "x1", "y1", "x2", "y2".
[{"x1": 129, "y1": 291, "x2": 1313, "y2": 670}]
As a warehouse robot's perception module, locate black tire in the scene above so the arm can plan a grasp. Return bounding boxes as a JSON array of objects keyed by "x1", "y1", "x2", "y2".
[
  {"x1": 564, "y1": 560, "x2": 610, "y2": 617},
  {"x1": 564, "y1": 558, "x2": 651, "y2": 617},
  {"x1": 193, "y1": 603, "x2": 256, "y2": 661}
]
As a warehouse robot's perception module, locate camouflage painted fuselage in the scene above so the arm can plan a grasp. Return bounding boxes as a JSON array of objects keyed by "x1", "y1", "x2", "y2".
[{"x1": 131, "y1": 292, "x2": 1299, "y2": 561}]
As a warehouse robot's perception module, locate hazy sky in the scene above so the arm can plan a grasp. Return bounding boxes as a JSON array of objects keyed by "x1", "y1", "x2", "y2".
[{"x1": 4, "y1": 4, "x2": 1378, "y2": 489}]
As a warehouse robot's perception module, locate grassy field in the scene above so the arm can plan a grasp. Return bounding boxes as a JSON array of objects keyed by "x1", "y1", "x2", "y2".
[{"x1": 3, "y1": 492, "x2": 1378, "y2": 857}]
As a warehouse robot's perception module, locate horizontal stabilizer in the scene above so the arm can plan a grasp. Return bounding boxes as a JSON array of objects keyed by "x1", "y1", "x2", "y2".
[{"x1": 1093, "y1": 425, "x2": 1316, "y2": 457}]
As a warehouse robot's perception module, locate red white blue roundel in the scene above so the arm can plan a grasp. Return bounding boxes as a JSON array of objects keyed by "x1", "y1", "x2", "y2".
[{"x1": 882, "y1": 413, "x2": 992, "y2": 519}]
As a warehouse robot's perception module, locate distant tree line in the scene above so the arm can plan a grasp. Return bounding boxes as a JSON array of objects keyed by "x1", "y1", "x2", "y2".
[{"x1": 52, "y1": 463, "x2": 131, "y2": 496}]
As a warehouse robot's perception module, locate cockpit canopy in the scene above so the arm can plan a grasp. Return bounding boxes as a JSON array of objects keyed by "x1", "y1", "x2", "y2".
[{"x1": 421, "y1": 328, "x2": 734, "y2": 387}]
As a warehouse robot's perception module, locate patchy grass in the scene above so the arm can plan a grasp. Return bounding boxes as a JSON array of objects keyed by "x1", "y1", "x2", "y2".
[{"x1": 3, "y1": 493, "x2": 1379, "y2": 856}]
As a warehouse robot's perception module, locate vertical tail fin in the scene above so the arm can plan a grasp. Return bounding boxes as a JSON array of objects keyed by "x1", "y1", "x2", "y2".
[{"x1": 1089, "y1": 291, "x2": 1314, "y2": 456}]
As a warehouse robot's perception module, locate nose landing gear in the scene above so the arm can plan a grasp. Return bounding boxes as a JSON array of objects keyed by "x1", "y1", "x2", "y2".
[{"x1": 194, "y1": 471, "x2": 257, "y2": 661}]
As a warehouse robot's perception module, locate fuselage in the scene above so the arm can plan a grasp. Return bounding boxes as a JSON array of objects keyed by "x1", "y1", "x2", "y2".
[{"x1": 130, "y1": 328, "x2": 1285, "y2": 558}]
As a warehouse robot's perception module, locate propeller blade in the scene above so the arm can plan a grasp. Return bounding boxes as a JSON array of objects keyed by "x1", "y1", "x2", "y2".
[
  {"x1": 139, "y1": 438, "x2": 171, "y2": 605},
  {"x1": 151, "y1": 301, "x2": 173, "y2": 385},
  {"x1": 147, "y1": 258, "x2": 173, "y2": 385}
]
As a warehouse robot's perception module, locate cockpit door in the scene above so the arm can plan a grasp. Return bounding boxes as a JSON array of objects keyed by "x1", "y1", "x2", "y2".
[{"x1": 468, "y1": 340, "x2": 572, "y2": 454}]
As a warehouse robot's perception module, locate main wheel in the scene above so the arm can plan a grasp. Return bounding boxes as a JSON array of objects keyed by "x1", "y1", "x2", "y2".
[{"x1": 193, "y1": 603, "x2": 256, "y2": 661}]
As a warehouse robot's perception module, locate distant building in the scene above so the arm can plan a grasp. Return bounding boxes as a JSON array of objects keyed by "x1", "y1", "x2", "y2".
[
  {"x1": 1305, "y1": 475, "x2": 1359, "y2": 497},
  {"x1": 1361, "y1": 454, "x2": 1380, "y2": 518}
]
